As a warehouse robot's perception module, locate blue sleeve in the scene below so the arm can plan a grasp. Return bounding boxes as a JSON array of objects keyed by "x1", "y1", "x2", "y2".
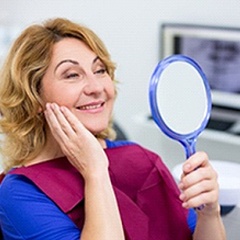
[
  {"x1": 187, "y1": 208, "x2": 197, "y2": 234},
  {"x1": 105, "y1": 139, "x2": 135, "y2": 148},
  {"x1": 0, "y1": 174, "x2": 81, "y2": 239}
]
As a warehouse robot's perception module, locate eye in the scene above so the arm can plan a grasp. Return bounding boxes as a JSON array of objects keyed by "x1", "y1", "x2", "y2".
[
  {"x1": 94, "y1": 68, "x2": 107, "y2": 75},
  {"x1": 65, "y1": 72, "x2": 79, "y2": 79}
]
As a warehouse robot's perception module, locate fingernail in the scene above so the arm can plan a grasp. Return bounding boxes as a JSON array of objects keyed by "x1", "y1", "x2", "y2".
[
  {"x1": 184, "y1": 163, "x2": 191, "y2": 172},
  {"x1": 179, "y1": 193, "x2": 185, "y2": 201},
  {"x1": 60, "y1": 106, "x2": 66, "y2": 111},
  {"x1": 45, "y1": 103, "x2": 50, "y2": 109},
  {"x1": 178, "y1": 182, "x2": 184, "y2": 190},
  {"x1": 182, "y1": 202, "x2": 188, "y2": 208},
  {"x1": 52, "y1": 103, "x2": 58, "y2": 110}
]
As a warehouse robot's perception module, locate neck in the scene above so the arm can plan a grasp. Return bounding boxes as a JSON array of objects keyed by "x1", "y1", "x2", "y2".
[{"x1": 24, "y1": 133, "x2": 106, "y2": 167}]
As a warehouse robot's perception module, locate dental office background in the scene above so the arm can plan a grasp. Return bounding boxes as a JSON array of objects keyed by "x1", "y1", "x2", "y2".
[{"x1": 1, "y1": 0, "x2": 240, "y2": 170}]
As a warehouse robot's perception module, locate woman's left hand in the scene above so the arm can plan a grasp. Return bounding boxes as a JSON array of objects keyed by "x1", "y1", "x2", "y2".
[{"x1": 178, "y1": 151, "x2": 220, "y2": 214}]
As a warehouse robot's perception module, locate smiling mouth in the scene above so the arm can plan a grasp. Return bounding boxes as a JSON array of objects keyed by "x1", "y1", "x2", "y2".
[{"x1": 77, "y1": 102, "x2": 104, "y2": 110}]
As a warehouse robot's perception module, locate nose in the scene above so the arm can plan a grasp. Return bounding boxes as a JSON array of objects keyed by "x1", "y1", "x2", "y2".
[{"x1": 83, "y1": 74, "x2": 104, "y2": 95}]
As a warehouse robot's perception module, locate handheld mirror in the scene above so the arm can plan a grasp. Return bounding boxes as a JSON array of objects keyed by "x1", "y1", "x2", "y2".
[{"x1": 149, "y1": 54, "x2": 212, "y2": 159}]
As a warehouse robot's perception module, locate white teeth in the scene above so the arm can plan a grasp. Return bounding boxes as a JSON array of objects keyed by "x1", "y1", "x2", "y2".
[{"x1": 80, "y1": 103, "x2": 102, "y2": 110}]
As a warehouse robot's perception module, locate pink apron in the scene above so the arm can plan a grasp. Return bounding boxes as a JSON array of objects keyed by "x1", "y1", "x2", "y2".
[{"x1": 8, "y1": 144, "x2": 192, "y2": 240}]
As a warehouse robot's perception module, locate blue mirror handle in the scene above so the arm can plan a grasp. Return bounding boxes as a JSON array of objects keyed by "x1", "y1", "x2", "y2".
[
  {"x1": 181, "y1": 138, "x2": 204, "y2": 210},
  {"x1": 181, "y1": 138, "x2": 197, "y2": 159}
]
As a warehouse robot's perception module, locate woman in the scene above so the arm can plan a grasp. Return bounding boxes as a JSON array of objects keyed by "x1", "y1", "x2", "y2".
[{"x1": 0, "y1": 18, "x2": 226, "y2": 239}]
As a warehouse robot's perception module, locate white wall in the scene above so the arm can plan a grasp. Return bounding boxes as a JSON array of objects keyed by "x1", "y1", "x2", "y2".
[{"x1": 1, "y1": 0, "x2": 240, "y2": 168}]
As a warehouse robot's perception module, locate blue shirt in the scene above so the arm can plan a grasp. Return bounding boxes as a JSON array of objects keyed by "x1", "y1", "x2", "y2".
[{"x1": 0, "y1": 140, "x2": 196, "y2": 239}]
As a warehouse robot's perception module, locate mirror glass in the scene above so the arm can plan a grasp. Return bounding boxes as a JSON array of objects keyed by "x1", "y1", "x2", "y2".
[{"x1": 149, "y1": 55, "x2": 212, "y2": 158}]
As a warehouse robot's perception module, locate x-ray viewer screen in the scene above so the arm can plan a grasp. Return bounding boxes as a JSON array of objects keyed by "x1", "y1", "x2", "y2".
[{"x1": 173, "y1": 36, "x2": 240, "y2": 93}]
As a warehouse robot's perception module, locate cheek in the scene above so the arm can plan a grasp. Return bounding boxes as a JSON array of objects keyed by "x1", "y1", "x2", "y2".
[
  {"x1": 108, "y1": 84, "x2": 116, "y2": 115},
  {"x1": 107, "y1": 81, "x2": 116, "y2": 100},
  {"x1": 40, "y1": 83, "x2": 78, "y2": 107}
]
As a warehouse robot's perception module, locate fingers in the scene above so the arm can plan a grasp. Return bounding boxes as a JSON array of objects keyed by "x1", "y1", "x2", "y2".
[
  {"x1": 179, "y1": 152, "x2": 219, "y2": 209},
  {"x1": 179, "y1": 177, "x2": 218, "y2": 208},
  {"x1": 58, "y1": 105, "x2": 89, "y2": 135},
  {"x1": 45, "y1": 103, "x2": 76, "y2": 137},
  {"x1": 45, "y1": 103, "x2": 93, "y2": 140},
  {"x1": 44, "y1": 103, "x2": 78, "y2": 158},
  {"x1": 182, "y1": 151, "x2": 209, "y2": 175}
]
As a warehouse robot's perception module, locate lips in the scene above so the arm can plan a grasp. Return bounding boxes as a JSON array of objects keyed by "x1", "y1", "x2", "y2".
[{"x1": 77, "y1": 101, "x2": 104, "y2": 110}]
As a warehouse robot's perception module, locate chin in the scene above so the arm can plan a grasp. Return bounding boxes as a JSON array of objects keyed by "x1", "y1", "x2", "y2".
[
  {"x1": 85, "y1": 124, "x2": 108, "y2": 135},
  {"x1": 80, "y1": 117, "x2": 109, "y2": 134}
]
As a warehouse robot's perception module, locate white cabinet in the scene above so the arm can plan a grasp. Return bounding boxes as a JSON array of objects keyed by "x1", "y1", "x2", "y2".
[{"x1": 130, "y1": 113, "x2": 240, "y2": 170}]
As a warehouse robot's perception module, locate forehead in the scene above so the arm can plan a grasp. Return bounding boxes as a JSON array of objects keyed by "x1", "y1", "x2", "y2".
[{"x1": 51, "y1": 38, "x2": 96, "y2": 63}]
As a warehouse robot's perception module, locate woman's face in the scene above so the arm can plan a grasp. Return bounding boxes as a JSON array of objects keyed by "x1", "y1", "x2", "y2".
[{"x1": 40, "y1": 38, "x2": 115, "y2": 135}]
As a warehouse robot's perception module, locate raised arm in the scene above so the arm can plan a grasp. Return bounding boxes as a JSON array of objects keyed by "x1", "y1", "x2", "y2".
[
  {"x1": 178, "y1": 152, "x2": 226, "y2": 240},
  {"x1": 44, "y1": 103, "x2": 125, "y2": 240}
]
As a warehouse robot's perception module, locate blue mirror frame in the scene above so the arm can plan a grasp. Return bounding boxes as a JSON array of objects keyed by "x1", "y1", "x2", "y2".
[{"x1": 149, "y1": 54, "x2": 212, "y2": 158}]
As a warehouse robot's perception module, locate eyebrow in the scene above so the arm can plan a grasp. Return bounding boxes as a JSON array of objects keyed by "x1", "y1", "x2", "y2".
[
  {"x1": 54, "y1": 59, "x2": 79, "y2": 73},
  {"x1": 54, "y1": 56, "x2": 100, "y2": 73},
  {"x1": 93, "y1": 56, "x2": 100, "y2": 64}
]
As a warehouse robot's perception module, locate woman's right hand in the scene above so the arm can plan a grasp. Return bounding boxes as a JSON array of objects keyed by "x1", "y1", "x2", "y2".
[
  {"x1": 44, "y1": 103, "x2": 125, "y2": 240},
  {"x1": 44, "y1": 102, "x2": 109, "y2": 180}
]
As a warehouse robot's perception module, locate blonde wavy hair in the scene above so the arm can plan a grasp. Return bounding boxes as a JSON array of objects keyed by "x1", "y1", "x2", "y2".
[{"x1": 0, "y1": 18, "x2": 117, "y2": 172}]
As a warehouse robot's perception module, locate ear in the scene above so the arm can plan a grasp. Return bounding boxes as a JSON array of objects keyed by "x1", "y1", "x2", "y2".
[{"x1": 37, "y1": 106, "x2": 43, "y2": 113}]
